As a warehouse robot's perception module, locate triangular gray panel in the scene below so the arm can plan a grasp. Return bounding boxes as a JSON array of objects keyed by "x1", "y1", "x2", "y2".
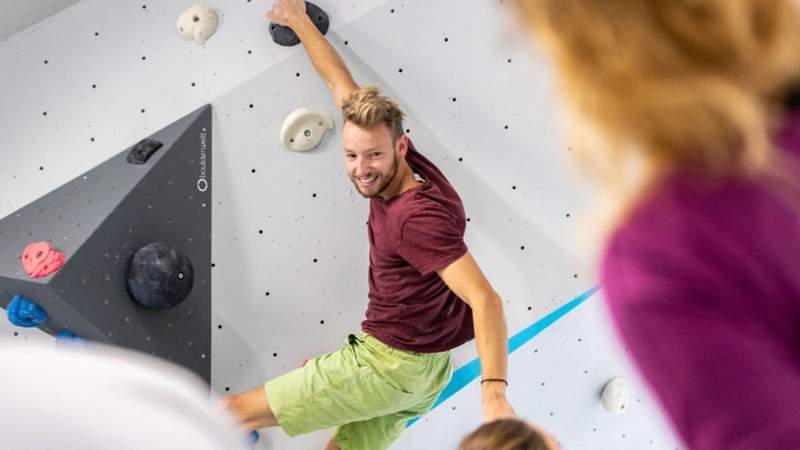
[{"x1": 0, "y1": 104, "x2": 212, "y2": 382}]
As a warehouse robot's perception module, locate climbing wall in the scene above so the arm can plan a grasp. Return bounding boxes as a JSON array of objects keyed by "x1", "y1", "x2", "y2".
[
  {"x1": 0, "y1": 0, "x2": 682, "y2": 449},
  {"x1": 0, "y1": 105, "x2": 213, "y2": 381}
]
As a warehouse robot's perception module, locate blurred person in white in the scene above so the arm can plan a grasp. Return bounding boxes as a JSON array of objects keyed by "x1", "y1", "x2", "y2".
[{"x1": 0, "y1": 340, "x2": 249, "y2": 450}]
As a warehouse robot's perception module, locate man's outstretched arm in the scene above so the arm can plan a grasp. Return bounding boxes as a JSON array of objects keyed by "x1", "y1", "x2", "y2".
[
  {"x1": 267, "y1": 0, "x2": 360, "y2": 107},
  {"x1": 438, "y1": 251, "x2": 517, "y2": 423}
]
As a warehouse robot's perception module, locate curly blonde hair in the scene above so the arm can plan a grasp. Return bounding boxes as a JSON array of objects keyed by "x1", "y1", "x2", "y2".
[{"x1": 514, "y1": 0, "x2": 800, "y2": 219}]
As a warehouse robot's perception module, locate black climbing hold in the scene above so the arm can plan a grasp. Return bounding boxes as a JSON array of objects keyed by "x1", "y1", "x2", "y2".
[
  {"x1": 127, "y1": 138, "x2": 163, "y2": 165},
  {"x1": 269, "y1": 1, "x2": 329, "y2": 47},
  {"x1": 126, "y1": 242, "x2": 194, "y2": 311}
]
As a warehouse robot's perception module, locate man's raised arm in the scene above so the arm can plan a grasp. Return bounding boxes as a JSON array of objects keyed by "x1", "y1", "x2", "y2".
[{"x1": 267, "y1": 0, "x2": 360, "y2": 107}]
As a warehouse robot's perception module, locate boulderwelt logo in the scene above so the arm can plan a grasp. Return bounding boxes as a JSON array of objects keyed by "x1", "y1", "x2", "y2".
[{"x1": 197, "y1": 128, "x2": 208, "y2": 192}]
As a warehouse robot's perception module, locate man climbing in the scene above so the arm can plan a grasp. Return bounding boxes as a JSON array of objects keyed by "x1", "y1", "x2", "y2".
[{"x1": 221, "y1": 1, "x2": 516, "y2": 448}]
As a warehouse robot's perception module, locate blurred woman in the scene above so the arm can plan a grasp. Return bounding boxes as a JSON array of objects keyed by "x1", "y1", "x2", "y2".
[{"x1": 513, "y1": 1, "x2": 800, "y2": 449}]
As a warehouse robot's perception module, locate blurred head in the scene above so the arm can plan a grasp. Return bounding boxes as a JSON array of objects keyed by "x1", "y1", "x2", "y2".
[
  {"x1": 0, "y1": 341, "x2": 248, "y2": 450},
  {"x1": 458, "y1": 419, "x2": 560, "y2": 450},
  {"x1": 513, "y1": 0, "x2": 800, "y2": 212},
  {"x1": 341, "y1": 86, "x2": 408, "y2": 198}
]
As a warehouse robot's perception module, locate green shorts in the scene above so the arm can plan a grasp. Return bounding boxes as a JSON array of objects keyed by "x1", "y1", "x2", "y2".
[{"x1": 265, "y1": 333, "x2": 452, "y2": 450}]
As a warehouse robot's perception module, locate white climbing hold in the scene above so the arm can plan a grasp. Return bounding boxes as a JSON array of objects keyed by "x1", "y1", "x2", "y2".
[
  {"x1": 280, "y1": 108, "x2": 334, "y2": 152},
  {"x1": 601, "y1": 376, "x2": 629, "y2": 414},
  {"x1": 176, "y1": 4, "x2": 219, "y2": 45}
]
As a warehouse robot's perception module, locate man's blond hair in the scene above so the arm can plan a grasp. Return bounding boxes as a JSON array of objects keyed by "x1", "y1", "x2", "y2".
[{"x1": 342, "y1": 86, "x2": 406, "y2": 142}]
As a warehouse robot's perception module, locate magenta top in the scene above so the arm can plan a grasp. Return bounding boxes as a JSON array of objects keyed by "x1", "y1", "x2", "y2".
[{"x1": 601, "y1": 111, "x2": 800, "y2": 449}]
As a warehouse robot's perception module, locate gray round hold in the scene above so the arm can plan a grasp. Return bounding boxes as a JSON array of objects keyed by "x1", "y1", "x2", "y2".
[{"x1": 126, "y1": 242, "x2": 194, "y2": 311}]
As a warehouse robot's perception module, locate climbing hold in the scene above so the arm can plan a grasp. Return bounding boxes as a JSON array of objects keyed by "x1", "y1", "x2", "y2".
[
  {"x1": 126, "y1": 242, "x2": 194, "y2": 311},
  {"x1": 6, "y1": 294, "x2": 49, "y2": 328},
  {"x1": 269, "y1": 1, "x2": 329, "y2": 47},
  {"x1": 248, "y1": 431, "x2": 260, "y2": 445},
  {"x1": 601, "y1": 376, "x2": 629, "y2": 414},
  {"x1": 56, "y1": 329, "x2": 86, "y2": 349},
  {"x1": 126, "y1": 138, "x2": 164, "y2": 165},
  {"x1": 176, "y1": 4, "x2": 219, "y2": 45},
  {"x1": 280, "y1": 108, "x2": 334, "y2": 152},
  {"x1": 57, "y1": 329, "x2": 74, "y2": 337},
  {"x1": 21, "y1": 241, "x2": 65, "y2": 278}
]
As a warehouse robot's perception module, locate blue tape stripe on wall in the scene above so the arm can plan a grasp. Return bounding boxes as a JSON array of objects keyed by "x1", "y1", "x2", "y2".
[{"x1": 408, "y1": 286, "x2": 600, "y2": 427}]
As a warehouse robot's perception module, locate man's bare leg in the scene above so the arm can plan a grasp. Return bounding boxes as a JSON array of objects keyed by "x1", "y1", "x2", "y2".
[
  {"x1": 220, "y1": 385, "x2": 279, "y2": 431},
  {"x1": 325, "y1": 437, "x2": 342, "y2": 450}
]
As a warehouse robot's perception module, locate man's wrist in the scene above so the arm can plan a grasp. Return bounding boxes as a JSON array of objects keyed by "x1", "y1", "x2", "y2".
[
  {"x1": 286, "y1": 12, "x2": 313, "y2": 33},
  {"x1": 481, "y1": 381, "x2": 508, "y2": 399}
]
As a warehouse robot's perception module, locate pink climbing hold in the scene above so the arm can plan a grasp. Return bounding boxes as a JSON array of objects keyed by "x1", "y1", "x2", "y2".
[{"x1": 21, "y1": 241, "x2": 65, "y2": 278}]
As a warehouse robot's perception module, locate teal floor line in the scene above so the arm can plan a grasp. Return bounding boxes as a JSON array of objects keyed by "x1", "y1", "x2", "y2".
[{"x1": 407, "y1": 285, "x2": 600, "y2": 427}]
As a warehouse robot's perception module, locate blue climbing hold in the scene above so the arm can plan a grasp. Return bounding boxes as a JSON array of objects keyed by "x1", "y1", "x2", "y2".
[
  {"x1": 56, "y1": 329, "x2": 78, "y2": 339},
  {"x1": 6, "y1": 294, "x2": 48, "y2": 328},
  {"x1": 56, "y1": 329, "x2": 85, "y2": 343},
  {"x1": 56, "y1": 329, "x2": 86, "y2": 349},
  {"x1": 248, "y1": 431, "x2": 260, "y2": 446}
]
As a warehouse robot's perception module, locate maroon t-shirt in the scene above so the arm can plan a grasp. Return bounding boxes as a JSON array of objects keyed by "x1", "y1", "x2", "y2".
[{"x1": 361, "y1": 139, "x2": 474, "y2": 353}]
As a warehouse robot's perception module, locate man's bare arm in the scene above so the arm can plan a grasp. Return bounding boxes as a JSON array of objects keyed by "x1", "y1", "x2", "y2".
[
  {"x1": 437, "y1": 251, "x2": 517, "y2": 422},
  {"x1": 268, "y1": 0, "x2": 359, "y2": 106}
]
